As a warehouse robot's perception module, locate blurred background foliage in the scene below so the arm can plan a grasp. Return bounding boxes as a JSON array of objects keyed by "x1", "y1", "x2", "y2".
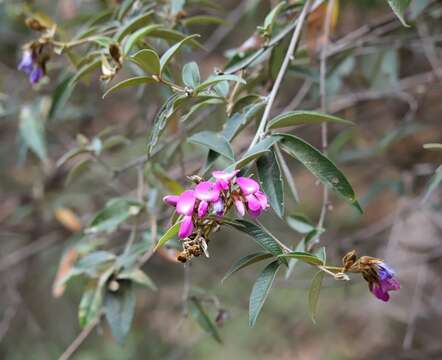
[{"x1": 0, "y1": 0, "x2": 441, "y2": 359}]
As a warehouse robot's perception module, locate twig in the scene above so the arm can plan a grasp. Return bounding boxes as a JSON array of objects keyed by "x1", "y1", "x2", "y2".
[
  {"x1": 248, "y1": 0, "x2": 312, "y2": 150},
  {"x1": 311, "y1": 0, "x2": 335, "y2": 250},
  {"x1": 58, "y1": 317, "x2": 100, "y2": 360}
]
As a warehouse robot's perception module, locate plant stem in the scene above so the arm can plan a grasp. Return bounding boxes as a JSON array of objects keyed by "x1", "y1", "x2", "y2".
[
  {"x1": 58, "y1": 317, "x2": 99, "y2": 360},
  {"x1": 247, "y1": 0, "x2": 312, "y2": 151}
]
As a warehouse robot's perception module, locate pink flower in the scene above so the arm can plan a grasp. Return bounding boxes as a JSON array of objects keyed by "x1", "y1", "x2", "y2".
[
  {"x1": 234, "y1": 198, "x2": 245, "y2": 217},
  {"x1": 176, "y1": 190, "x2": 196, "y2": 215},
  {"x1": 213, "y1": 170, "x2": 238, "y2": 190},
  {"x1": 179, "y1": 215, "x2": 194, "y2": 239},
  {"x1": 163, "y1": 195, "x2": 179, "y2": 206},
  {"x1": 255, "y1": 191, "x2": 268, "y2": 209},
  {"x1": 236, "y1": 177, "x2": 259, "y2": 195},
  {"x1": 369, "y1": 262, "x2": 400, "y2": 302},
  {"x1": 195, "y1": 181, "x2": 220, "y2": 202},
  {"x1": 198, "y1": 200, "x2": 209, "y2": 218}
]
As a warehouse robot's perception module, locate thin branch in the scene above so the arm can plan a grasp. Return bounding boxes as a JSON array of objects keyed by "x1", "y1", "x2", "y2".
[
  {"x1": 248, "y1": 0, "x2": 312, "y2": 150},
  {"x1": 58, "y1": 317, "x2": 99, "y2": 360}
]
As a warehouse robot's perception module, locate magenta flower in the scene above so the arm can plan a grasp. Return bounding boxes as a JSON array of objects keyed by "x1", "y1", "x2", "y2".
[
  {"x1": 163, "y1": 195, "x2": 179, "y2": 206},
  {"x1": 236, "y1": 177, "x2": 259, "y2": 195},
  {"x1": 213, "y1": 170, "x2": 239, "y2": 190},
  {"x1": 370, "y1": 262, "x2": 400, "y2": 302},
  {"x1": 179, "y1": 215, "x2": 194, "y2": 239},
  {"x1": 176, "y1": 190, "x2": 196, "y2": 215},
  {"x1": 195, "y1": 181, "x2": 220, "y2": 202},
  {"x1": 198, "y1": 200, "x2": 209, "y2": 218},
  {"x1": 234, "y1": 197, "x2": 245, "y2": 216}
]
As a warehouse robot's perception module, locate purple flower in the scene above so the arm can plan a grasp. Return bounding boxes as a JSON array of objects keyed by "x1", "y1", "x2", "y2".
[
  {"x1": 370, "y1": 262, "x2": 400, "y2": 302},
  {"x1": 195, "y1": 181, "x2": 220, "y2": 202},
  {"x1": 18, "y1": 50, "x2": 44, "y2": 85},
  {"x1": 176, "y1": 190, "x2": 196, "y2": 216},
  {"x1": 163, "y1": 195, "x2": 179, "y2": 206},
  {"x1": 236, "y1": 177, "x2": 259, "y2": 195},
  {"x1": 198, "y1": 200, "x2": 209, "y2": 218},
  {"x1": 213, "y1": 170, "x2": 238, "y2": 190},
  {"x1": 212, "y1": 198, "x2": 224, "y2": 216},
  {"x1": 179, "y1": 215, "x2": 194, "y2": 239}
]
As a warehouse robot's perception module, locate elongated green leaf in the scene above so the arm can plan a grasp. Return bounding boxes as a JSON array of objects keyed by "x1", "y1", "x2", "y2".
[
  {"x1": 128, "y1": 49, "x2": 160, "y2": 75},
  {"x1": 286, "y1": 214, "x2": 315, "y2": 234},
  {"x1": 228, "y1": 220, "x2": 285, "y2": 260},
  {"x1": 314, "y1": 247, "x2": 326, "y2": 264},
  {"x1": 223, "y1": 101, "x2": 266, "y2": 140},
  {"x1": 182, "y1": 15, "x2": 224, "y2": 27},
  {"x1": 195, "y1": 74, "x2": 246, "y2": 92},
  {"x1": 275, "y1": 145, "x2": 299, "y2": 202},
  {"x1": 277, "y1": 133, "x2": 362, "y2": 213},
  {"x1": 188, "y1": 131, "x2": 234, "y2": 161},
  {"x1": 154, "y1": 222, "x2": 180, "y2": 251},
  {"x1": 268, "y1": 111, "x2": 353, "y2": 130},
  {"x1": 103, "y1": 76, "x2": 156, "y2": 98},
  {"x1": 309, "y1": 271, "x2": 324, "y2": 324},
  {"x1": 284, "y1": 239, "x2": 305, "y2": 280},
  {"x1": 234, "y1": 135, "x2": 281, "y2": 169},
  {"x1": 87, "y1": 198, "x2": 143, "y2": 233},
  {"x1": 78, "y1": 282, "x2": 99, "y2": 327},
  {"x1": 104, "y1": 281, "x2": 136, "y2": 344},
  {"x1": 75, "y1": 251, "x2": 116, "y2": 275},
  {"x1": 257, "y1": 150, "x2": 284, "y2": 217},
  {"x1": 387, "y1": 0, "x2": 411, "y2": 27},
  {"x1": 263, "y1": 1, "x2": 286, "y2": 33},
  {"x1": 147, "y1": 93, "x2": 184, "y2": 155},
  {"x1": 278, "y1": 251, "x2": 323, "y2": 266},
  {"x1": 19, "y1": 106, "x2": 47, "y2": 161},
  {"x1": 116, "y1": 11, "x2": 154, "y2": 42},
  {"x1": 249, "y1": 260, "x2": 280, "y2": 327},
  {"x1": 222, "y1": 252, "x2": 274, "y2": 283},
  {"x1": 117, "y1": 269, "x2": 157, "y2": 290},
  {"x1": 189, "y1": 297, "x2": 222, "y2": 343},
  {"x1": 49, "y1": 74, "x2": 74, "y2": 119},
  {"x1": 71, "y1": 58, "x2": 101, "y2": 84},
  {"x1": 182, "y1": 62, "x2": 200, "y2": 88},
  {"x1": 123, "y1": 24, "x2": 162, "y2": 53},
  {"x1": 159, "y1": 34, "x2": 200, "y2": 73},
  {"x1": 65, "y1": 158, "x2": 93, "y2": 186}
]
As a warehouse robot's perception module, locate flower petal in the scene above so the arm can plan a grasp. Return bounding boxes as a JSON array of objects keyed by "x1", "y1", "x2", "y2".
[
  {"x1": 246, "y1": 194, "x2": 261, "y2": 211},
  {"x1": 236, "y1": 177, "x2": 260, "y2": 195},
  {"x1": 176, "y1": 190, "x2": 196, "y2": 215},
  {"x1": 371, "y1": 283, "x2": 390, "y2": 302},
  {"x1": 198, "y1": 200, "x2": 209, "y2": 218},
  {"x1": 234, "y1": 199, "x2": 245, "y2": 217},
  {"x1": 178, "y1": 215, "x2": 194, "y2": 239},
  {"x1": 255, "y1": 191, "x2": 268, "y2": 209},
  {"x1": 213, "y1": 170, "x2": 238, "y2": 190},
  {"x1": 195, "y1": 181, "x2": 220, "y2": 202},
  {"x1": 212, "y1": 198, "x2": 224, "y2": 216},
  {"x1": 163, "y1": 195, "x2": 179, "y2": 206}
]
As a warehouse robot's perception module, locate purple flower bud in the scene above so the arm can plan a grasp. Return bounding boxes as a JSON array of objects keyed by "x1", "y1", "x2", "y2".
[
  {"x1": 198, "y1": 200, "x2": 209, "y2": 218},
  {"x1": 176, "y1": 190, "x2": 196, "y2": 215},
  {"x1": 29, "y1": 66, "x2": 44, "y2": 84},
  {"x1": 236, "y1": 177, "x2": 260, "y2": 195},
  {"x1": 234, "y1": 199, "x2": 245, "y2": 217},
  {"x1": 18, "y1": 51, "x2": 33, "y2": 73},
  {"x1": 179, "y1": 215, "x2": 194, "y2": 239},
  {"x1": 195, "y1": 181, "x2": 220, "y2": 202},
  {"x1": 212, "y1": 170, "x2": 238, "y2": 190},
  {"x1": 163, "y1": 195, "x2": 179, "y2": 206},
  {"x1": 212, "y1": 198, "x2": 225, "y2": 216}
]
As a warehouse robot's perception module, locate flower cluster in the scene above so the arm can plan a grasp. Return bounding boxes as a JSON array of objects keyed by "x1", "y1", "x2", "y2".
[
  {"x1": 343, "y1": 251, "x2": 400, "y2": 302},
  {"x1": 163, "y1": 170, "x2": 269, "y2": 262}
]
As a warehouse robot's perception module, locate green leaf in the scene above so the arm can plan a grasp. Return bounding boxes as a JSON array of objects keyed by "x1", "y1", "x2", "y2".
[
  {"x1": 284, "y1": 238, "x2": 305, "y2": 280},
  {"x1": 115, "y1": 11, "x2": 154, "y2": 42},
  {"x1": 19, "y1": 106, "x2": 47, "y2": 161},
  {"x1": 309, "y1": 271, "x2": 324, "y2": 324},
  {"x1": 117, "y1": 269, "x2": 157, "y2": 290},
  {"x1": 65, "y1": 158, "x2": 92, "y2": 186},
  {"x1": 103, "y1": 76, "x2": 156, "y2": 98},
  {"x1": 387, "y1": 0, "x2": 411, "y2": 27},
  {"x1": 159, "y1": 34, "x2": 200, "y2": 74},
  {"x1": 422, "y1": 165, "x2": 442, "y2": 204},
  {"x1": 49, "y1": 74, "x2": 74, "y2": 119},
  {"x1": 286, "y1": 214, "x2": 315, "y2": 234},
  {"x1": 188, "y1": 131, "x2": 235, "y2": 161},
  {"x1": 182, "y1": 15, "x2": 223, "y2": 27},
  {"x1": 277, "y1": 133, "x2": 362, "y2": 213},
  {"x1": 104, "y1": 281, "x2": 136, "y2": 344},
  {"x1": 189, "y1": 297, "x2": 222, "y2": 343},
  {"x1": 222, "y1": 252, "x2": 274, "y2": 283},
  {"x1": 153, "y1": 222, "x2": 181, "y2": 251},
  {"x1": 234, "y1": 136, "x2": 281, "y2": 169},
  {"x1": 222, "y1": 102, "x2": 265, "y2": 140},
  {"x1": 268, "y1": 111, "x2": 353, "y2": 130},
  {"x1": 78, "y1": 283, "x2": 100, "y2": 327},
  {"x1": 314, "y1": 247, "x2": 326, "y2": 264},
  {"x1": 257, "y1": 150, "x2": 284, "y2": 217},
  {"x1": 71, "y1": 58, "x2": 101, "y2": 84},
  {"x1": 278, "y1": 251, "x2": 323, "y2": 266},
  {"x1": 128, "y1": 49, "x2": 161, "y2": 75},
  {"x1": 262, "y1": 1, "x2": 286, "y2": 33},
  {"x1": 194, "y1": 74, "x2": 246, "y2": 92},
  {"x1": 75, "y1": 251, "x2": 116, "y2": 275},
  {"x1": 123, "y1": 24, "x2": 163, "y2": 54},
  {"x1": 147, "y1": 93, "x2": 183, "y2": 156},
  {"x1": 228, "y1": 220, "x2": 285, "y2": 260},
  {"x1": 182, "y1": 62, "x2": 200, "y2": 88},
  {"x1": 87, "y1": 198, "x2": 143, "y2": 233},
  {"x1": 249, "y1": 260, "x2": 280, "y2": 327}
]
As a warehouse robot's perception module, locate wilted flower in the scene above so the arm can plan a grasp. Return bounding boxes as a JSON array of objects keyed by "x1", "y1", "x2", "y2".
[{"x1": 342, "y1": 251, "x2": 400, "y2": 302}]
